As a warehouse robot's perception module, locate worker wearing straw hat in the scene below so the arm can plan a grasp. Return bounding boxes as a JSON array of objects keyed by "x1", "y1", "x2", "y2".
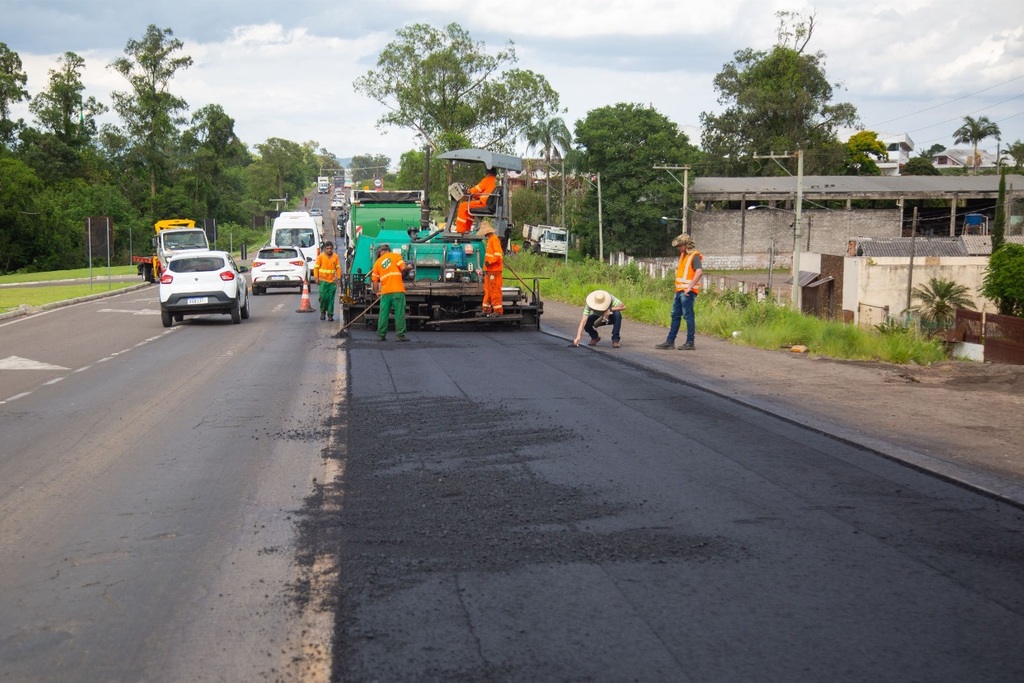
[{"x1": 573, "y1": 289, "x2": 626, "y2": 348}]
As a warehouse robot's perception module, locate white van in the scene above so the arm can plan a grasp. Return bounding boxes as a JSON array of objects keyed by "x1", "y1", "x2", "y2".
[{"x1": 270, "y1": 212, "x2": 322, "y2": 268}]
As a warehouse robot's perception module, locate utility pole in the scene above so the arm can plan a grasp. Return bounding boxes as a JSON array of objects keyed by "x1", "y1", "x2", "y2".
[
  {"x1": 752, "y1": 151, "x2": 803, "y2": 311},
  {"x1": 597, "y1": 173, "x2": 604, "y2": 263},
  {"x1": 906, "y1": 206, "x2": 918, "y2": 321},
  {"x1": 654, "y1": 165, "x2": 691, "y2": 234}
]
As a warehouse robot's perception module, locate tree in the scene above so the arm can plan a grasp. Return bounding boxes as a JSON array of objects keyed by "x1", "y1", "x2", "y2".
[
  {"x1": 354, "y1": 23, "x2": 560, "y2": 153},
  {"x1": 108, "y1": 25, "x2": 193, "y2": 215},
  {"x1": 574, "y1": 103, "x2": 700, "y2": 256},
  {"x1": 952, "y1": 115, "x2": 1000, "y2": 175},
  {"x1": 901, "y1": 157, "x2": 940, "y2": 176},
  {"x1": 983, "y1": 243, "x2": 1024, "y2": 317},
  {"x1": 251, "y1": 137, "x2": 311, "y2": 203},
  {"x1": 523, "y1": 116, "x2": 572, "y2": 224},
  {"x1": 845, "y1": 131, "x2": 888, "y2": 175},
  {"x1": 918, "y1": 143, "x2": 945, "y2": 159},
  {"x1": 29, "y1": 52, "x2": 107, "y2": 146},
  {"x1": 0, "y1": 42, "x2": 30, "y2": 146},
  {"x1": 699, "y1": 11, "x2": 858, "y2": 176},
  {"x1": 1006, "y1": 140, "x2": 1024, "y2": 170},
  {"x1": 911, "y1": 277, "x2": 975, "y2": 327},
  {"x1": 181, "y1": 104, "x2": 250, "y2": 221},
  {"x1": 349, "y1": 154, "x2": 392, "y2": 185},
  {"x1": 0, "y1": 157, "x2": 42, "y2": 272}
]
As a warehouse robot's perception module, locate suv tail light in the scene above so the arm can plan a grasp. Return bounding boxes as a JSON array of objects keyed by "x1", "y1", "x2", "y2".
[
  {"x1": 252, "y1": 260, "x2": 265, "y2": 267},
  {"x1": 159, "y1": 273, "x2": 174, "y2": 284},
  {"x1": 289, "y1": 260, "x2": 304, "y2": 266},
  {"x1": 219, "y1": 271, "x2": 236, "y2": 281}
]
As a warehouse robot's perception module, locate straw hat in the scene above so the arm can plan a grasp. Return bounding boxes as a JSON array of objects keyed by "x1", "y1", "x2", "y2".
[
  {"x1": 586, "y1": 290, "x2": 612, "y2": 311},
  {"x1": 671, "y1": 234, "x2": 695, "y2": 248},
  {"x1": 477, "y1": 221, "x2": 496, "y2": 236}
]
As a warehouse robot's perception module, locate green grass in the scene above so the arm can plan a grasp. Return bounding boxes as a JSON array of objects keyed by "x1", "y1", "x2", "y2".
[
  {"x1": 0, "y1": 265, "x2": 139, "y2": 284},
  {"x1": 511, "y1": 252, "x2": 949, "y2": 365},
  {"x1": 0, "y1": 282, "x2": 138, "y2": 313}
]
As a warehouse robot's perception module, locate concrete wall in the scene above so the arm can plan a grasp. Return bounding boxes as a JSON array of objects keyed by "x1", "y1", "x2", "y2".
[
  {"x1": 689, "y1": 209, "x2": 901, "y2": 268},
  {"x1": 843, "y1": 255, "x2": 995, "y2": 325}
]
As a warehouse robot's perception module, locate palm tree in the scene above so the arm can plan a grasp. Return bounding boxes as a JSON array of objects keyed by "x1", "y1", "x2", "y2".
[
  {"x1": 911, "y1": 277, "x2": 975, "y2": 328},
  {"x1": 952, "y1": 115, "x2": 1001, "y2": 174},
  {"x1": 523, "y1": 117, "x2": 572, "y2": 224}
]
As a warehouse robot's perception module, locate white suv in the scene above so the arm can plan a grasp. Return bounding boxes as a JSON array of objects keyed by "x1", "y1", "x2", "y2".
[
  {"x1": 251, "y1": 246, "x2": 310, "y2": 295},
  {"x1": 159, "y1": 251, "x2": 250, "y2": 327}
]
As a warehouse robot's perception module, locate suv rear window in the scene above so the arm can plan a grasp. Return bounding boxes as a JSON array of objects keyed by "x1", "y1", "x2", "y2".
[
  {"x1": 258, "y1": 247, "x2": 300, "y2": 259},
  {"x1": 170, "y1": 256, "x2": 226, "y2": 273}
]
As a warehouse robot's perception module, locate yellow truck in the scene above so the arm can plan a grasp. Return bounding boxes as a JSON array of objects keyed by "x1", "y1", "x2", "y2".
[{"x1": 132, "y1": 219, "x2": 210, "y2": 282}]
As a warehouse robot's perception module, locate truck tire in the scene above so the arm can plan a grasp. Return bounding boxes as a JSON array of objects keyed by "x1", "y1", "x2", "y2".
[{"x1": 161, "y1": 310, "x2": 173, "y2": 328}]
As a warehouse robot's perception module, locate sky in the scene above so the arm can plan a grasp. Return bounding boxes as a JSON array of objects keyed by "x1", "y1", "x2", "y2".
[{"x1": 3, "y1": 0, "x2": 1023, "y2": 171}]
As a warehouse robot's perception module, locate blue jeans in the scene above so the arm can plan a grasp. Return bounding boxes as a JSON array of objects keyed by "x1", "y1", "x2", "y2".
[
  {"x1": 584, "y1": 310, "x2": 622, "y2": 342},
  {"x1": 667, "y1": 291, "x2": 697, "y2": 345}
]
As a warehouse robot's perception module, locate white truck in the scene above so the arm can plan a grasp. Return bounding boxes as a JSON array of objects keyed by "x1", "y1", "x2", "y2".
[
  {"x1": 317, "y1": 176, "x2": 329, "y2": 194},
  {"x1": 522, "y1": 224, "x2": 568, "y2": 257}
]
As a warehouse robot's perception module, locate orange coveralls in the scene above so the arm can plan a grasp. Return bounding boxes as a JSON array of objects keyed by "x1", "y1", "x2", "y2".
[
  {"x1": 455, "y1": 173, "x2": 497, "y2": 233},
  {"x1": 482, "y1": 232, "x2": 504, "y2": 315}
]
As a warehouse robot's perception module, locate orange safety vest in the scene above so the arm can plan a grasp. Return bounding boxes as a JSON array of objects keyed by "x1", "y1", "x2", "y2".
[
  {"x1": 371, "y1": 252, "x2": 407, "y2": 294},
  {"x1": 675, "y1": 250, "x2": 703, "y2": 293},
  {"x1": 314, "y1": 252, "x2": 340, "y2": 283},
  {"x1": 484, "y1": 233, "x2": 503, "y2": 272}
]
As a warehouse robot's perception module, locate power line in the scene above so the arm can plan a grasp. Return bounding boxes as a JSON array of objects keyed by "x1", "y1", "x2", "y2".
[{"x1": 864, "y1": 75, "x2": 1024, "y2": 129}]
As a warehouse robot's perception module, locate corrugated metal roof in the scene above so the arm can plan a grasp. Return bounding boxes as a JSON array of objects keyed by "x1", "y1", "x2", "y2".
[
  {"x1": 854, "y1": 238, "x2": 966, "y2": 258},
  {"x1": 690, "y1": 174, "x2": 1024, "y2": 200},
  {"x1": 961, "y1": 234, "x2": 1024, "y2": 256}
]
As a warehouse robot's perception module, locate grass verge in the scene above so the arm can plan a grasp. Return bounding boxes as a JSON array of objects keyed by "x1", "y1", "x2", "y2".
[{"x1": 510, "y1": 252, "x2": 948, "y2": 365}]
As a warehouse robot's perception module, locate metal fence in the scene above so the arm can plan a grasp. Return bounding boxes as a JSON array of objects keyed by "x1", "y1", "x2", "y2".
[{"x1": 952, "y1": 309, "x2": 1024, "y2": 365}]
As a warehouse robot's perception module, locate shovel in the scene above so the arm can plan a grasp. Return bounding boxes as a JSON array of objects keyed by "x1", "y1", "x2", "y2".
[{"x1": 335, "y1": 294, "x2": 383, "y2": 338}]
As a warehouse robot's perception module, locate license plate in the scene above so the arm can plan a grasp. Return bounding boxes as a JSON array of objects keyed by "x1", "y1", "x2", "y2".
[
  {"x1": 186, "y1": 297, "x2": 209, "y2": 305},
  {"x1": 269, "y1": 275, "x2": 287, "y2": 280}
]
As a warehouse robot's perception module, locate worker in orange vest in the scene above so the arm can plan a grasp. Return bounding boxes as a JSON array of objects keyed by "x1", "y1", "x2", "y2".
[
  {"x1": 455, "y1": 167, "x2": 497, "y2": 233},
  {"x1": 478, "y1": 221, "x2": 504, "y2": 316},
  {"x1": 371, "y1": 243, "x2": 413, "y2": 341},
  {"x1": 313, "y1": 241, "x2": 341, "y2": 321},
  {"x1": 656, "y1": 234, "x2": 703, "y2": 350}
]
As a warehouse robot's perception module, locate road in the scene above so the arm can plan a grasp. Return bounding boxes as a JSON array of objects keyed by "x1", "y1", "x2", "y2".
[
  {"x1": 310, "y1": 326, "x2": 1024, "y2": 681},
  {"x1": 0, "y1": 197, "x2": 346, "y2": 683},
  {"x1": 2, "y1": 193, "x2": 1023, "y2": 681}
]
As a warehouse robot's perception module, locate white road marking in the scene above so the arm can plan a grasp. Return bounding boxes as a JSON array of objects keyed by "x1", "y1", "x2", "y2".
[
  {"x1": 97, "y1": 308, "x2": 160, "y2": 315},
  {"x1": 43, "y1": 377, "x2": 65, "y2": 386},
  {"x1": 0, "y1": 356, "x2": 69, "y2": 371}
]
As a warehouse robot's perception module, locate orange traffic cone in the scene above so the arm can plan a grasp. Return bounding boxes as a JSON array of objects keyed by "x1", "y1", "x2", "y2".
[{"x1": 296, "y1": 280, "x2": 315, "y2": 313}]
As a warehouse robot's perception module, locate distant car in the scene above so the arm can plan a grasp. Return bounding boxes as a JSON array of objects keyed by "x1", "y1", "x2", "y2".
[
  {"x1": 330, "y1": 198, "x2": 344, "y2": 209},
  {"x1": 159, "y1": 250, "x2": 250, "y2": 327},
  {"x1": 309, "y1": 208, "x2": 323, "y2": 217},
  {"x1": 251, "y1": 246, "x2": 310, "y2": 295}
]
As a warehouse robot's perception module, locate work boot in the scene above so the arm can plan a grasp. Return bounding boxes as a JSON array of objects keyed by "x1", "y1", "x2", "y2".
[
  {"x1": 588, "y1": 336, "x2": 600, "y2": 346},
  {"x1": 612, "y1": 342, "x2": 620, "y2": 348},
  {"x1": 678, "y1": 343, "x2": 695, "y2": 350},
  {"x1": 655, "y1": 341, "x2": 674, "y2": 349},
  {"x1": 396, "y1": 335, "x2": 409, "y2": 342},
  {"x1": 320, "y1": 312, "x2": 326, "y2": 320},
  {"x1": 377, "y1": 336, "x2": 386, "y2": 342},
  {"x1": 328, "y1": 314, "x2": 334, "y2": 321}
]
